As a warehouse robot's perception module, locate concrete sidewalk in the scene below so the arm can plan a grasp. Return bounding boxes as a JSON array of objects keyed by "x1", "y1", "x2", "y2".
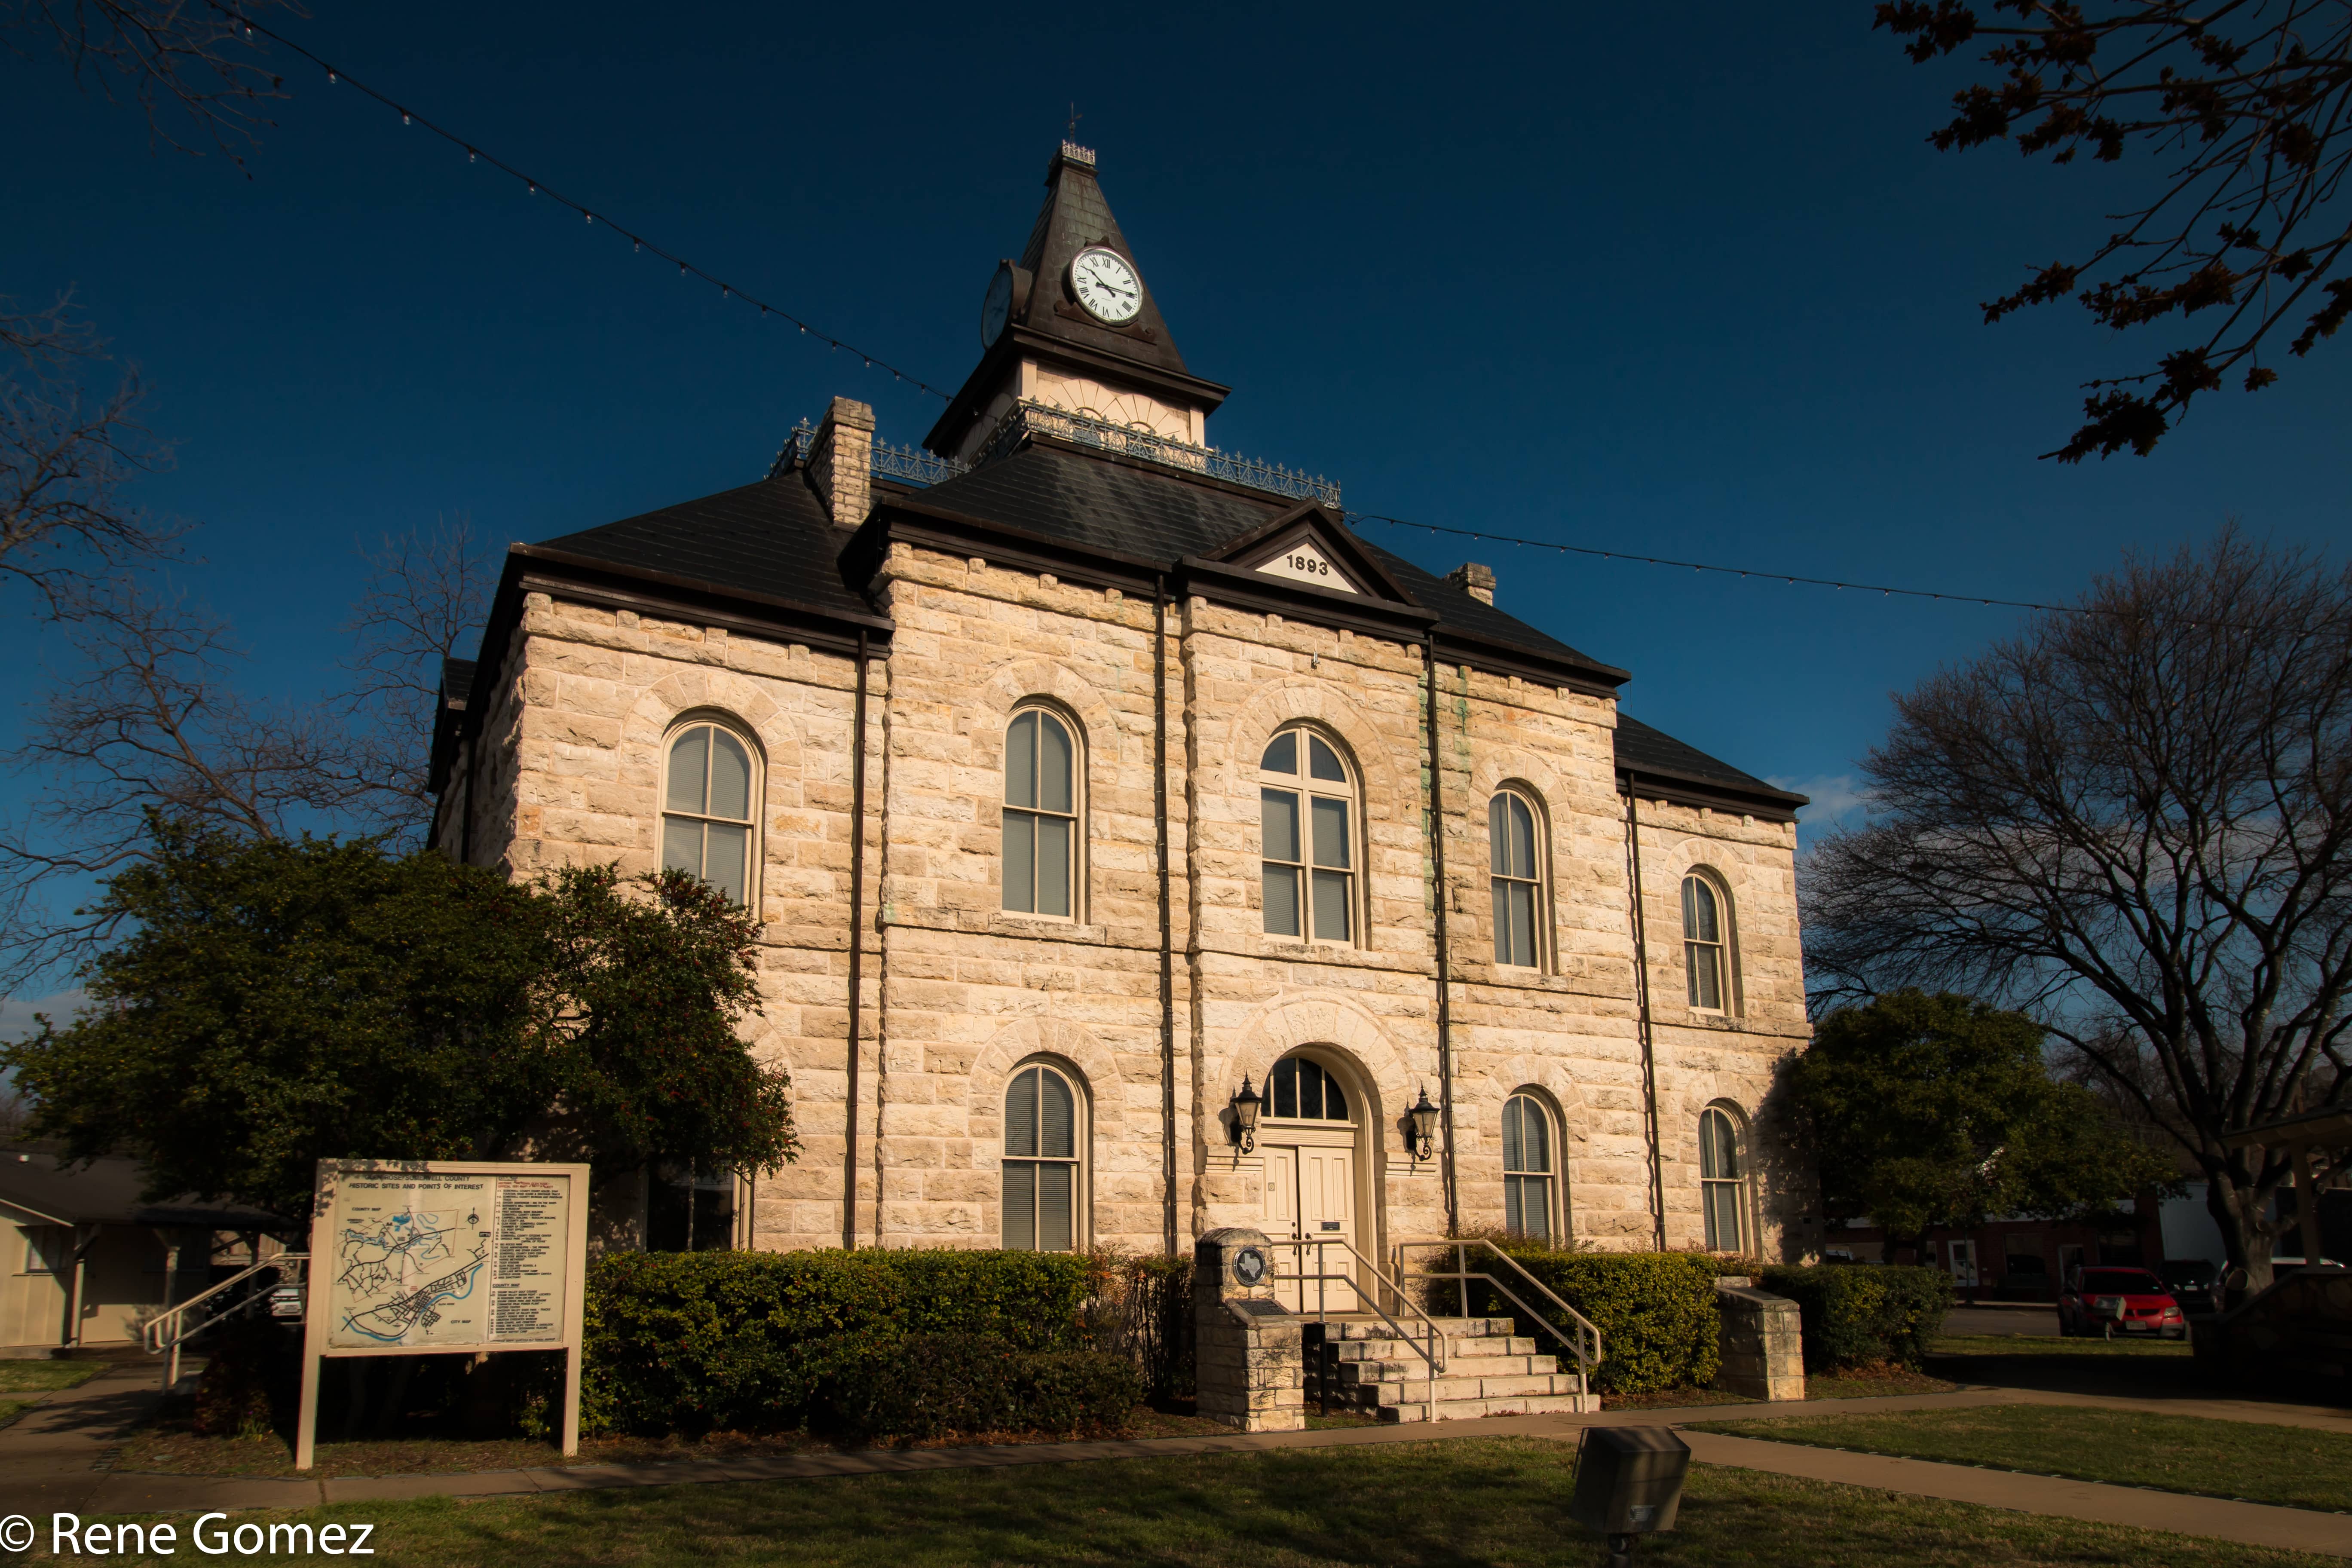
[
  {"x1": 0, "y1": 1358, "x2": 177, "y2": 1515},
  {"x1": 1677, "y1": 1428, "x2": 2352, "y2": 1559}
]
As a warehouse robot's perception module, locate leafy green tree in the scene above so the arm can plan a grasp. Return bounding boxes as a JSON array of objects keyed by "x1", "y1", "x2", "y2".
[
  {"x1": 3, "y1": 822, "x2": 796, "y2": 1221},
  {"x1": 1793, "y1": 990, "x2": 2175, "y2": 1259}
]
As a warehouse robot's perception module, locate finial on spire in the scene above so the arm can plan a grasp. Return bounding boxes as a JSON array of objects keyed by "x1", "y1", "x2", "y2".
[{"x1": 1060, "y1": 104, "x2": 1096, "y2": 168}]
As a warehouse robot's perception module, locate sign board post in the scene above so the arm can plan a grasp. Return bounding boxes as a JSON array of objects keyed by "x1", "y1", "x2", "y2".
[{"x1": 294, "y1": 1158, "x2": 591, "y2": 1470}]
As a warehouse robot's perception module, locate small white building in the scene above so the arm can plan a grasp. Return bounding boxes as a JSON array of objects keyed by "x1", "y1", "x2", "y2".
[{"x1": 0, "y1": 1147, "x2": 281, "y2": 1356}]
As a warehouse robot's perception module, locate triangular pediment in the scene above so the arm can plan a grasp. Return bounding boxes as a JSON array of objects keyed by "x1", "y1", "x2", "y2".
[{"x1": 1210, "y1": 502, "x2": 1417, "y2": 606}]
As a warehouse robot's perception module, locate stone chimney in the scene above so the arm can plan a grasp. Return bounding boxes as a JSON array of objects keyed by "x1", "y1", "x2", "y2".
[
  {"x1": 1446, "y1": 561, "x2": 1496, "y2": 605},
  {"x1": 808, "y1": 395, "x2": 876, "y2": 529}
]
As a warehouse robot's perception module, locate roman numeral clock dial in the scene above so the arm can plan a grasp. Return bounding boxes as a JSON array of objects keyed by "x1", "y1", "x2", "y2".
[{"x1": 1069, "y1": 247, "x2": 1142, "y2": 325}]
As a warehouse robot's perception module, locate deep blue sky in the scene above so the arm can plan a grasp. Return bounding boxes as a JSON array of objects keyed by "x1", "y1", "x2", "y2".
[{"x1": 5, "y1": 1, "x2": 2347, "y2": 1015}]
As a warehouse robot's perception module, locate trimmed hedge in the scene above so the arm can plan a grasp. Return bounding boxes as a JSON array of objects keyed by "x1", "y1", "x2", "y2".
[
  {"x1": 1761, "y1": 1264, "x2": 1954, "y2": 1370},
  {"x1": 1422, "y1": 1246, "x2": 1722, "y2": 1395},
  {"x1": 816, "y1": 1332, "x2": 1140, "y2": 1439},
  {"x1": 581, "y1": 1247, "x2": 1098, "y2": 1435}
]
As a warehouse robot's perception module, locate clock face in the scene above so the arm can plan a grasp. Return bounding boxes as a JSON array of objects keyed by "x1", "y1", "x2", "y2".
[
  {"x1": 981, "y1": 267, "x2": 1012, "y2": 348},
  {"x1": 1070, "y1": 247, "x2": 1142, "y2": 325}
]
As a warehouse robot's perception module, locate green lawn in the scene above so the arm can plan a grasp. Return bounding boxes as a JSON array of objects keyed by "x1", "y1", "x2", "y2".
[
  {"x1": 0, "y1": 1359, "x2": 104, "y2": 1392},
  {"x1": 65, "y1": 1439, "x2": 2334, "y2": 1567},
  {"x1": 1691, "y1": 1404, "x2": 2352, "y2": 1513},
  {"x1": 1930, "y1": 1334, "x2": 2192, "y2": 1359}
]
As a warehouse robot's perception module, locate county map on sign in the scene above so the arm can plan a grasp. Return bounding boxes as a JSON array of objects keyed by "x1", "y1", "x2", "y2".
[{"x1": 334, "y1": 1205, "x2": 489, "y2": 1345}]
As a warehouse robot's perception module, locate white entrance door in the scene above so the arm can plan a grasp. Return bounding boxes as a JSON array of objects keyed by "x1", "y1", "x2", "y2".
[{"x1": 1264, "y1": 1140, "x2": 1359, "y2": 1311}]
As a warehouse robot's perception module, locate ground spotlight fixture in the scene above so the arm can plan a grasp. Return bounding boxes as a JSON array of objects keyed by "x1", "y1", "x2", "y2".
[
  {"x1": 1230, "y1": 1077, "x2": 1262, "y2": 1154},
  {"x1": 1408, "y1": 1084, "x2": 1440, "y2": 1163}
]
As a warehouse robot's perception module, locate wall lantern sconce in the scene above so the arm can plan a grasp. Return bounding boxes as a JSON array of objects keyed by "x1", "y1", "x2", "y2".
[
  {"x1": 1230, "y1": 1077, "x2": 1263, "y2": 1154},
  {"x1": 1408, "y1": 1085, "x2": 1440, "y2": 1164}
]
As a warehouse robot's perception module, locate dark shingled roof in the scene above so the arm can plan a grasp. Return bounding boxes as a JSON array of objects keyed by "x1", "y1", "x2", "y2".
[
  {"x1": 913, "y1": 442, "x2": 1620, "y2": 676},
  {"x1": 1616, "y1": 714, "x2": 1808, "y2": 808},
  {"x1": 518, "y1": 439, "x2": 1790, "y2": 815},
  {"x1": 536, "y1": 473, "x2": 877, "y2": 620},
  {"x1": 917, "y1": 439, "x2": 1275, "y2": 560}
]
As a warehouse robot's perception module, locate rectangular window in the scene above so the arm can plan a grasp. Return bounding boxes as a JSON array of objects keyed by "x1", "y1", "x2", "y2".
[
  {"x1": 1504, "y1": 1175, "x2": 1551, "y2": 1242},
  {"x1": 1262, "y1": 790, "x2": 1302, "y2": 937},
  {"x1": 1703, "y1": 1181, "x2": 1743, "y2": 1252},
  {"x1": 23, "y1": 1227, "x2": 66, "y2": 1275}
]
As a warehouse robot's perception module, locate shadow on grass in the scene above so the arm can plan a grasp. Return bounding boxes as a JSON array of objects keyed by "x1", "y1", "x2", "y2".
[{"x1": 172, "y1": 1440, "x2": 2331, "y2": 1568}]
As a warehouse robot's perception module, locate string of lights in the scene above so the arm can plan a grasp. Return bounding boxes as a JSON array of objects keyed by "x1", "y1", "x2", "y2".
[{"x1": 202, "y1": 0, "x2": 956, "y2": 401}]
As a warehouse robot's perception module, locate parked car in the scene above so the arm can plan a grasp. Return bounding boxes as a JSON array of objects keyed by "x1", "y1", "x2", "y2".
[
  {"x1": 2058, "y1": 1267, "x2": 2187, "y2": 1339},
  {"x1": 2157, "y1": 1259, "x2": 2220, "y2": 1315}
]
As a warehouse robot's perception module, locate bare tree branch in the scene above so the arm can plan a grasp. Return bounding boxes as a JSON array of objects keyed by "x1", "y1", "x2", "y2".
[
  {"x1": 0, "y1": 0, "x2": 297, "y2": 163},
  {"x1": 0, "y1": 577, "x2": 368, "y2": 989},
  {"x1": 0, "y1": 291, "x2": 182, "y2": 612},
  {"x1": 1804, "y1": 526, "x2": 2352, "y2": 1288},
  {"x1": 1879, "y1": 1, "x2": 2352, "y2": 458},
  {"x1": 332, "y1": 516, "x2": 493, "y2": 842}
]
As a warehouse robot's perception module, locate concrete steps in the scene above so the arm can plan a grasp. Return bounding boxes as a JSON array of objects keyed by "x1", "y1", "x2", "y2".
[{"x1": 1305, "y1": 1312, "x2": 1598, "y2": 1423}]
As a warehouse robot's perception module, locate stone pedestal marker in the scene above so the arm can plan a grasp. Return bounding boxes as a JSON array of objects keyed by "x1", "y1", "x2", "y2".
[
  {"x1": 1709, "y1": 1278, "x2": 1805, "y2": 1403},
  {"x1": 1194, "y1": 1226, "x2": 1305, "y2": 1432}
]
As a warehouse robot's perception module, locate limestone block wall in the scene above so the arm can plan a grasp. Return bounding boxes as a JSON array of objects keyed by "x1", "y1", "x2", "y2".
[
  {"x1": 860, "y1": 545, "x2": 1187, "y2": 1252},
  {"x1": 1631, "y1": 799, "x2": 1810, "y2": 1259},
  {"x1": 454, "y1": 538, "x2": 1813, "y2": 1263},
  {"x1": 440, "y1": 589, "x2": 877, "y2": 1254}
]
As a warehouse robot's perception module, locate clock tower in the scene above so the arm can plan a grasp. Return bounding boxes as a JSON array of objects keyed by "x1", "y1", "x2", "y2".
[{"x1": 922, "y1": 142, "x2": 1231, "y2": 463}]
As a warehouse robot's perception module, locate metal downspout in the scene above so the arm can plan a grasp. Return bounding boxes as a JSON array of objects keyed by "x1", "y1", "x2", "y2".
[
  {"x1": 1624, "y1": 773, "x2": 1667, "y2": 1250},
  {"x1": 842, "y1": 629, "x2": 870, "y2": 1250},
  {"x1": 1155, "y1": 576, "x2": 1177, "y2": 1257},
  {"x1": 1422, "y1": 635, "x2": 1459, "y2": 1235}
]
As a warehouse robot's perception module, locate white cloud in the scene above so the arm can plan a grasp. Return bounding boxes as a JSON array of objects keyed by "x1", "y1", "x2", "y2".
[
  {"x1": 1770, "y1": 774, "x2": 1870, "y2": 833},
  {"x1": 0, "y1": 990, "x2": 86, "y2": 1044}
]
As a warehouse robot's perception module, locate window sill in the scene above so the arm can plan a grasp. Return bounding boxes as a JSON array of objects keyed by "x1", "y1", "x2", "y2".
[{"x1": 987, "y1": 911, "x2": 1110, "y2": 943}]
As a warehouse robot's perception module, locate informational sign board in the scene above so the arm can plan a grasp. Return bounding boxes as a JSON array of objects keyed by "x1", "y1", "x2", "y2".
[{"x1": 294, "y1": 1159, "x2": 590, "y2": 1469}]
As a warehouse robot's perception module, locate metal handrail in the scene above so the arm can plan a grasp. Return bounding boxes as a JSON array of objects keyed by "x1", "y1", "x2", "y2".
[
  {"x1": 1398, "y1": 1238, "x2": 1603, "y2": 1394},
  {"x1": 1263, "y1": 1235, "x2": 1446, "y2": 1418},
  {"x1": 141, "y1": 1253, "x2": 307, "y2": 1388}
]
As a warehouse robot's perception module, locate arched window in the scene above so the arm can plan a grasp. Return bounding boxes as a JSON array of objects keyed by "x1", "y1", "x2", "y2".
[
  {"x1": 1002, "y1": 1063, "x2": 1082, "y2": 1250},
  {"x1": 1489, "y1": 790, "x2": 1545, "y2": 968},
  {"x1": 663, "y1": 719, "x2": 758, "y2": 904},
  {"x1": 1268, "y1": 1055, "x2": 1350, "y2": 1121},
  {"x1": 1682, "y1": 874, "x2": 1728, "y2": 1011},
  {"x1": 1503, "y1": 1093, "x2": 1556, "y2": 1241},
  {"x1": 1261, "y1": 726, "x2": 1355, "y2": 942},
  {"x1": 1004, "y1": 707, "x2": 1078, "y2": 917},
  {"x1": 1700, "y1": 1105, "x2": 1747, "y2": 1252}
]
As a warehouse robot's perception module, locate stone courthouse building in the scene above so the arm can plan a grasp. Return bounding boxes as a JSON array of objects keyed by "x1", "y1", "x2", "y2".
[{"x1": 429, "y1": 144, "x2": 1814, "y2": 1271}]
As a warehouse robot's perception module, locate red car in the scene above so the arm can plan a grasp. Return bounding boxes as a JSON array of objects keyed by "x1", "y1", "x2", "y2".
[{"x1": 2058, "y1": 1267, "x2": 2187, "y2": 1339}]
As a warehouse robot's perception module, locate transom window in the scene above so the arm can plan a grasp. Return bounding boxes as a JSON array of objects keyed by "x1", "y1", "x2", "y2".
[
  {"x1": 663, "y1": 721, "x2": 757, "y2": 904},
  {"x1": 1503, "y1": 1093, "x2": 1555, "y2": 1242},
  {"x1": 1682, "y1": 874, "x2": 1728, "y2": 1010},
  {"x1": 1004, "y1": 708, "x2": 1078, "y2": 917},
  {"x1": 1261, "y1": 726, "x2": 1355, "y2": 943},
  {"x1": 1489, "y1": 790, "x2": 1544, "y2": 968},
  {"x1": 1002, "y1": 1064, "x2": 1081, "y2": 1251},
  {"x1": 1268, "y1": 1055, "x2": 1350, "y2": 1121},
  {"x1": 1700, "y1": 1105, "x2": 1747, "y2": 1252}
]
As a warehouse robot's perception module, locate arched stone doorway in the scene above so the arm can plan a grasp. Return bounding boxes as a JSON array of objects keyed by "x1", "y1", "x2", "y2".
[{"x1": 1257, "y1": 1050, "x2": 1370, "y2": 1310}]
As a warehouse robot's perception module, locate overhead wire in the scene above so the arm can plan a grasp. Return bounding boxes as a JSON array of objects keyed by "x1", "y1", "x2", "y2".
[
  {"x1": 202, "y1": 0, "x2": 955, "y2": 401},
  {"x1": 202, "y1": 6, "x2": 2251, "y2": 634},
  {"x1": 1344, "y1": 511, "x2": 2259, "y2": 629}
]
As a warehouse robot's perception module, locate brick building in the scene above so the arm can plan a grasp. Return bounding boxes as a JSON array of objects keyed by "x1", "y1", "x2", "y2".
[{"x1": 428, "y1": 143, "x2": 1816, "y2": 1268}]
